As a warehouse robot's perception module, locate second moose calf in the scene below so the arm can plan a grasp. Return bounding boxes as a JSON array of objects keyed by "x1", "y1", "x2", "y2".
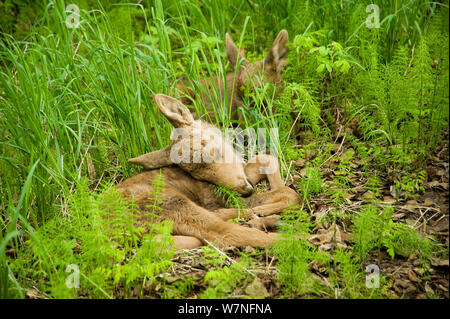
[{"x1": 177, "y1": 30, "x2": 289, "y2": 123}]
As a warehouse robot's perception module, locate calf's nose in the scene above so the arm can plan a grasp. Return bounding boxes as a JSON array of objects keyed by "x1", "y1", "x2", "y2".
[{"x1": 242, "y1": 180, "x2": 254, "y2": 195}]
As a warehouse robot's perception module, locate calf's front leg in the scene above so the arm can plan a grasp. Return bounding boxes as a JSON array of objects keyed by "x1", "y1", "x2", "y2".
[{"x1": 213, "y1": 155, "x2": 299, "y2": 222}]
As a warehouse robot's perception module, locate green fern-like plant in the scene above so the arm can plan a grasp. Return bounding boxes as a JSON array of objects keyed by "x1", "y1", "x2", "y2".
[
  {"x1": 351, "y1": 204, "x2": 438, "y2": 262},
  {"x1": 272, "y1": 208, "x2": 329, "y2": 297},
  {"x1": 395, "y1": 170, "x2": 426, "y2": 200},
  {"x1": 213, "y1": 184, "x2": 247, "y2": 221},
  {"x1": 278, "y1": 82, "x2": 322, "y2": 138},
  {"x1": 297, "y1": 166, "x2": 323, "y2": 204},
  {"x1": 198, "y1": 246, "x2": 252, "y2": 299},
  {"x1": 145, "y1": 169, "x2": 166, "y2": 222},
  {"x1": 9, "y1": 175, "x2": 174, "y2": 298}
]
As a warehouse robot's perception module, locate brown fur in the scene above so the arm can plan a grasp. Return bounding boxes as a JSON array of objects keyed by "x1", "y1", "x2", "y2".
[
  {"x1": 117, "y1": 94, "x2": 299, "y2": 250},
  {"x1": 175, "y1": 30, "x2": 289, "y2": 122}
]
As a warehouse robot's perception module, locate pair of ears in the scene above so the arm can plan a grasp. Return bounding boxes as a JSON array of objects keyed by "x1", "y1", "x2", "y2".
[{"x1": 225, "y1": 30, "x2": 289, "y2": 74}]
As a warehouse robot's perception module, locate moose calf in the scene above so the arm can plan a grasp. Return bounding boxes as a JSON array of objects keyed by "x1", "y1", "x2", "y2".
[
  {"x1": 177, "y1": 30, "x2": 289, "y2": 123},
  {"x1": 117, "y1": 94, "x2": 299, "y2": 250}
]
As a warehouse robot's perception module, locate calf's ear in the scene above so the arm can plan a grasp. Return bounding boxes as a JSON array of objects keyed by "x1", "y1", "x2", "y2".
[
  {"x1": 128, "y1": 145, "x2": 173, "y2": 169},
  {"x1": 155, "y1": 94, "x2": 194, "y2": 128},
  {"x1": 226, "y1": 33, "x2": 245, "y2": 69},
  {"x1": 264, "y1": 30, "x2": 289, "y2": 74}
]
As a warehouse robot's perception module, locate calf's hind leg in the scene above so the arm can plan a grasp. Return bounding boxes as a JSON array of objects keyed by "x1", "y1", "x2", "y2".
[
  {"x1": 170, "y1": 200, "x2": 279, "y2": 249},
  {"x1": 154, "y1": 234, "x2": 203, "y2": 250}
]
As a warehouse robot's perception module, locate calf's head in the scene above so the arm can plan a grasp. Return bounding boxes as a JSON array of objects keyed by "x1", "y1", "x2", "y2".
[
  {"x1": 129, "y1": 94, "x2": 254, "y2": 195},
  {"x1": 226, "y1": 30, "x2": 289, "y2": 94}
]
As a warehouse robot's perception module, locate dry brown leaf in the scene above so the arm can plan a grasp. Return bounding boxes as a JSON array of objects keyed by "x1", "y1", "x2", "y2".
[
  {"x1": 436, "y1": 170, "x2": 445, "y2": 176},
  {"x1": 427, "y1": 180, "x2": 440, "y2": 188},
  {"x1": 295, "y1": 159, "x2": 306, "y2": 167},
  {"x1": 165, "y1": 275, "x2": 182, "y2": 284},
  {"x1": 393, "y1": 279, "x2": 414, "y2": 294},
  {"x1": 308, "y1": 260, "x2": 328, "y2": 274},
  {"x1": 26, "y1": 288, "x2": 41, "y2": 299},
  {"x1": 87, "y1": 156, "x2": 96, "y2": 180},
  {"x1": 414, "y1": 268, "x2": 425, "y2": 276},
  {"x1": 430, "y1": 258, "x2": 449, "y2": 267},
  {"x1": 408, "y1": 269, "x2": 419, "y2": 282},
  {"x1": 392, "y1": 213, "x2": 406, "y2": 221},
  {"x1": 308, "y1": 229, "x2": 333, "y2": 246},
  {"x1": 383, "y1": 196, "x2": 397, "y2": 204},
  {"x1": 308, "y1": 223, "x2": 348, "y2": 249},
  {"x1": 404, "y1": 200, "x2": 420, "y2": 212},
  {"x1": 319, "y1": 243, "x2": 333, "y2": 251},
  {"x1": 341, "y1": 232, "x2": 355, "y2": 243},
  {"x1": 427, "y1": 180, "x2": 449, "y2": 190},
  {"x1": 292, "y1": 174, "x2": 301, "y2": 183},
  {"x1": 245, "y1": 278, "x2": 269, "y2": 298},
  {"x1": 424, "y1": 282, "x2": 435, "y2": 295},
  {"x1": 313, "y1": 206, "x2": 329, "y2": 221},
  {"x1": 437, "y1": 284, "x2": 449, "y2": 293},
  {"x1": 422, "y1": 197, "x2": 435, "y2": 207},
  {"x1": 358, "y1": 192, "x2": 375, "y2": 200}
]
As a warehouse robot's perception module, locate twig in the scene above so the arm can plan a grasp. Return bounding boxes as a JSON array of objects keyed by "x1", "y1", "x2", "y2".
[
  {"x1": 391, "y1": 264, "x2": 404, "y2": 276},
  {"x1": 266, "y1": 255, "x2": 276, "y2": 275},
  {"x1": 286, "y1": 102, "x2": 306, "y2": 142},
  {"x1": 204, "y1": 240, "x2": 255, "y2": 275},
  {"x1": 413, "y1": 207, "x2": 431, "y2": 227},
  {"x1": 320, "y1": 132, "x2": 346, "y2": 168},
  {"x1": 284, "y1": 160, "x2": 294, "y2": 185}
]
